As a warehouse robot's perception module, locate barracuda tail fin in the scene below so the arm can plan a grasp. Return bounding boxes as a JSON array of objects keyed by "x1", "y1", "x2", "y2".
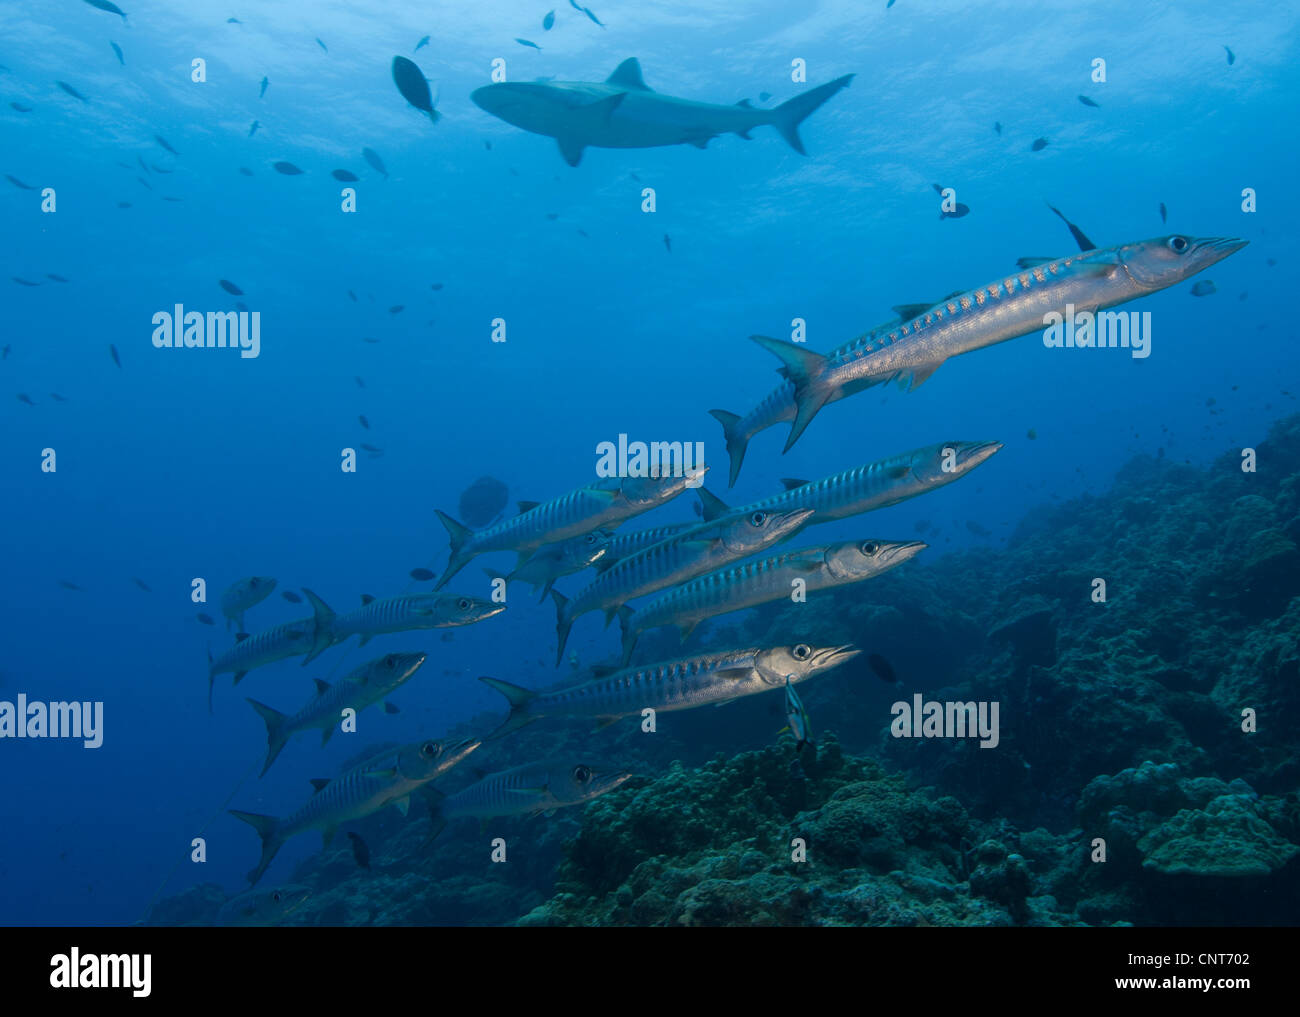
[
  {"x1": 551, "y1": 589, "x2": 574, "y2": 666},
  {"x1": 617, "y1": 606, "x2": 637, "y2": 666},
  {"x1": 771, "y1": 74, "x2": 854, "y2": 154},
  {"x1": 749, "y1": 335, "x2": 831, "y2": 453},
  {"x1": 300, "y1": 588, "x2": 337, "y2": 665},
  {"x1": 479, "y1": 676, "x2": 539, "y2": 739},
  {"x1": 708, "y1": 409, "x2": 749, "y2": 489},
  {"x1": 434, "y1": 510, "x2": 476, "y2": 589},
  {"x1": 229, "y1": 810, "x2": 283, "y2": 886},
  {"x1": 246, "y1": 698, "x2": 290, "y2": 777}
]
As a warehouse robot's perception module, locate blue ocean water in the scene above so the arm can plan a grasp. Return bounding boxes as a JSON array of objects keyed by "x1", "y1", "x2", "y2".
[{"x1": 0, "y1": 0, "x2": 1294, "y2": 926}]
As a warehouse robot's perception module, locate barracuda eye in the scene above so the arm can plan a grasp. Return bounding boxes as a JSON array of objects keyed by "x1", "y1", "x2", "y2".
[
  {"x1": 384, "y1": 655, "x2": 398, "y2": 668},
  {"x1": 572, "y1": 765, "x2": 592, "y2": 784},
  {"x1": 272, "y1": 892, "x2": 282, "y2": 902},
  {"x1": 457, "y1": 598, "x2": 471, "y2": 610},
  {"x1": 860, "y1": 541, "x2": 880, "y2": 555},
  {"x1": 749, "y1": 511, "x2": 767, "y2": 526},
  {"x1": 793, "y1": 644, "x2": 812, "y2": 661},
  {"x1": 585, "y1": 534, "x2": 597, "y2": 544},
  {"x1": 421, "y1": 741, "x2": 439, "y2": 759},
  {"x1": 1168, "y1": 236, "x2": 1189, "y2": 253}
]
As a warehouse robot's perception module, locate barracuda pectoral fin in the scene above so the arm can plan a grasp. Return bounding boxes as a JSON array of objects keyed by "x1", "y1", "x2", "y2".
[
  {"x1": 517, "y1": 500, "x2": 540, "y2": 514},
  {"x1": 890, "y1": 303, "x2": 933, "y2": 321},
  {"x1": 677, "y1": 620, "x2": 700, "y2": 643},
  {"x1": 779, "y1": 478, "x2": 809, "y2": 491},
  {"x1": 309, "y1": 778, "x2": 330, "y2": 794},
  {"x1": 394, "y1": 796, "x2": 410, "y2": 817},
  {"x1": 896, "y1": 361, "x2": 945, "y2": 392}
]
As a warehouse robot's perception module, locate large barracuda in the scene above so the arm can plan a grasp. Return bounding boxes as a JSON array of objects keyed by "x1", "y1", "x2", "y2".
[
  {"x1": 245, "y1": 652, "x2": 428, "y2": 776},
  {"x1": 434, "y1": 472, "x2": 701, "y2": 589},
  {"x1": 697, "y1": 440, "x2": 1002, "y2": 526},
  {"x1": 485, "y1": 528, "x2": 615, "y2": 599},
  {"x1": 471, "y1": 57, "x2": 853, "y2": 167},
  {"x1": 618, "y1": 538, "x2": 926, "y2": 663},
  {"x1": 308, "y1": 590, "x2": 505, "y2": 659},
  {"x1": 431, "y1": 759, "x2": 633, "y2": 829},
  {"x1": 595, "y1": 520, "x2": 698, "y2": 571},
  {"x1": 205, "y1": 589, "x2": 335, "y2": 711},
  {"x1": 550, "y1": 506, "x2": 814, "y2": 664},
  {"x1": 713, "y1": 235, "x2": 1247, "y2": 483},
  {"x1": 481, "y1": 642, "x2": 859, "y2": 737},
  {"x1": 230, "y1": 736, "x2": 479, "y2": 885}
]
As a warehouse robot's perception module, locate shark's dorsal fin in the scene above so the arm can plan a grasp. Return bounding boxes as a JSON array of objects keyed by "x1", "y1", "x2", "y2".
[{"x1": 607, "y1": 58, "x2": 652, "y2": 91}]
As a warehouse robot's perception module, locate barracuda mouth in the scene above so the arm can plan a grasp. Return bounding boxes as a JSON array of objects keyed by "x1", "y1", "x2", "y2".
[
  {"x1": 812, "y1": 644, "x2": 860, "y2": 672},
  {"x1": 1191, "y1": 236, "x2": 1249, "y2": 268},
  {"x1": 880, "y1": 540, "x2": 928, "y2": 566},
  {"x1": 960, "y1": 440, "x2": 1004, "y2": 468}
]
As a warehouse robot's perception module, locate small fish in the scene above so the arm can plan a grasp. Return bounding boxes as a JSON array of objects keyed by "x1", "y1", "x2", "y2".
[
  {"x1": 933, "y1": 182, "x2": 970, "y2": 220},
  {"x1": 57, "y1": 81, "x2": 89, "y2": 103},
  {"x1": 5, "y1": 175, "x2": 36, "y2": 190},
  {"x1": 577, "y1": 229, "x2": 588, "y2": 238},
  {"x1": 219, "y1": 279, "x2": 244, "y2": 295},
  {"x1": 347, "y1": 832, "x2": 370, "y2": 869},
  {"x1": 273, "y1": 161, "x2": 303, "y2": 175},
  {"x1": 362, "y1": 337, "x2": 380, "y2": 343},
  {"x1": 133, "y1": 577, "x2": 152, "y2": 592},
  {"x1": 966, "y1": 519, "x2": 991, "y2": 537},
  {"x1": 149, "y1": 163, "x2": 172, "y2": 174},
  {"x1": 1031, "y1": 137, "x2": 1048, "y2": 151},
  {"x1": 227, "y1": 17, "x2": 242, "y2": 24},
  {"x1": 1159, "y1": 201, "x2": 1167, "y2": 224},
  {"x1": 155, "y1": 134, "x2": 179, "y2": 156},
  {"x1": 782, "y1": 676, "x2": 812, "y2": 752},
  {"x1": 354, "y1": 376, "x2": 365, "y2": 388},
  {"x1": 17, "y1": 394, "x2": 35, "y2": 405},
  {"x1": 49, "y1": 392, "x2": 68, "y2": 401},
  {"x1": 12, "y1": 277, "x2": 42, "y2": 287},
  {"x1": 360, "y1": 443, "x2": 383, "y2": 453},
  {"x1": 281, "y1": 591, "x2": 303, "y2": 604},
  {"x1": 388, "y1": 305, "x2": 404, "y2": 314},
  {"x1": 137, "y1": 155, "x2": 150, "y2": 174},
  {"x1": 1026, "y1": 428, "x2": 1038, "y2": 440},
  {"x1": 197, "y1": 613, "x2": 216, "y2": 626},
  {"x1": 430, "y1": 282, "x2": 443, "y2": 290},
  {"x1": 392, "y1": 56, "x2": 440, "y2": 123},
  {"x1": 362, "y1": 147, "x2": 388, "y2": 178},
  {"x1": 248, "y1": 121, "x2": 260, "y2": 137},
  {"x1": 348, "y1": 290, "x2": 357, "y2": 301},
  {"x1": 484, "y1": 140, "x2": 492, "y2": 149},
  {"x1": 866, "y1": 653, "x2": 897, "y2": 684},
  {"x1": 1, "y1": 345, "x2": 8, "y2": 359},
  {"x1": 259, "y1": 76, "x2": 269, "y2": 98},
  {"x1": 545, "y1": 212, "x2": 558, "y2": 220},
  {"x1": 116, "y1": 200, "x2": 131, "y2": 207},
  {"x1": 415, "y1": 35, "x2": 430, "y2": 52},
  {"x1": 663, "y1": 233, "x2": 671, "y2": 254},
  {"x1": 83, "y1": 0, "x2": 128, "y2": 22},
  {"x1": 515, "y1": 38, "x2": 542, "y2": 50},
  {"x1": 993, "y1": 121, "x2": 1002, "y2": 135},
  {"x1": 59, "y1": 580, "x2": 84, "y2": 591},
  {"x1": 9, "y1": 102, "x2": 33, "y2": 112},
  {"x1": 383, "y1": 702, "x2": 400, "y2": 715},
  {"x1": 136, "y1": 176, "x2": 151, "y2": 189},
  {"x1": 235, "y1": 301, "x2": 249, "y2": 312},
  {"x1": 409, "y1": 568, "x2": 435, "y2": 581},
  {"x1": 316, "y1": 38, "x2": 328, "y2": 53},
  {"x1": 1077, "y1": 94, "x2": 1099, "y2": 108},
  {"x1": 543, "y1": 10, "x2": 555, "y2": 29},
  {"x1": 110, "y1": 42, "x2": 125, "y2": 65},
  {"x1": 1224, "y1": 45, "x2": 1235, "y2": 65},
  {"x1": 331, "y1": 169, "x2": 359, "y2": 181},
  {"x1": 1190, "y1": 280, "x2": 1217, "y2": 297},
  {"x1": 581, "y1": 5, "x2": 605, "y2": 26},
  {"x1": 109, "y1": 344, "x2": 121, "y2": 368},
  {"x1": 359, "y1": 415, "x2": 369, "y2": 429},
  {"x1": 238, "y1": 167, "x2": 253, "y2": 177},
  {"x1": 46, "y1": 274, "x2": 69, "y2": 282}
]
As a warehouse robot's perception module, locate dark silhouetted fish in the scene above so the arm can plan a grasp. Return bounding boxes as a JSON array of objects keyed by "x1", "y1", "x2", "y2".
[
  {"x1": 238, "y1": 167, "x2": 253, "y2": 176},
  {"x1": 5, "y1": 175, "x2": 36, "y2": 189},
  {"x1": 155, "y1": 134, "x2": 179, "y2": 156},
  {"x1": 110, "y1": 42, "x2": 124, "y2": 65},
  {"x1": 545, "y1": 212, "x2": 558, "y2": 220},
  {"x1": 49, "y1": 392, "x2": 67, "y2": 402},
  {"x1": 248, "y1": 120, "x2": 259, "y2": 137},
  {"x1": 866, "y1": 653, "x2": 897, "y2": 684},
  {"x1": 1190, "y1": 280, "x2": 1216, "y2": 297},
  {"x1": 1046, "y1": 204, "x2": 1095, "y2": 251},
  {"x1": 47, "y1": 274, "x2": 69, "y2": 282},
  {"x1": 10, "y1": 102, "x2": 33, "y2": 112},
  {"x1": 13, "y1": 277, "x2": 41, "y2": 286},
  {"x1": 516, "y1": 38, "x2": 542, "y2": 50},
  {"x1": 83, "y1": 0, "x2": 127, "y2": 22},
  {"x1": 219, "y1": 279, "x2": 243, "y2": 295},
  {"x1": 354, "y1": 376, "x2": 365, "y2": 387},
  {"x1": 227, "y1": 17, "x2": 242, "y2": 24},
  {"x1": 581, "y1": 5, "x2": 605, "y2": 26},
  {"x1": 430, "y1": 282, "x2": 443, "y2": 290},
  {"x1": 383, "y1": 702, "x2": 399, "y2": 715},
  {"x1": 331, "y1": 169, "x2": 359, "y2": 181},
  {"x1": 316, "y1": 38, "x2": 328, "y2": 53},
  {"x1": 1026, "y1": 428, "x2": 1038, "y2": 440},
  {"x1": 415, "y1": 35, "x2": 430, "y2": 52},
  {"x1": 136, "y1": 175, "x2": 151, "y2": 189},
  {"x1": 347, "y1": 290, "x2": 357, "y2": 301},
  {"x1": 1, "y1": 345, "x2": 8, "y2": 359},
  {"x1": 1159, "y1": 202, "x2": 1167, "y2": 224},
  {"x1": 59, "y1": 580, "x2": 84, "y2": 591},
  {"x1": 1224, "y1": 45, "x2": 1235, "y2": 65},
  {"x1": 197, "y1": 613, "x2": 216, "y2": 625},
  {"x1": 360, "y1": 443, "x2": 383, "y2": 452},
  {"x1": 457, "y1": 475, "x2": 509, "y2": 528},
  {"x1": 259, "y1": 76, "x2": 269, "y2": 98},
  {"x1": 116, "y1": 200, "x2": 131, "y2": 207},
  {"x1": 966, "y1": 520, "x2": 991, "y2": 537},
  {"x1": 1077, "y1": 94, "x2": 1099, "y2": 107},
  {"x1": 133, "y1": 577, "x2": 151, "y2": 592},
  {"x1": 993, "y1": 122, "x2": 1001, "y2": 134},
  {"x1": 273, "y1": 161, "x2": 303, "y2": 175},
  {"x1": 346, "y1": 832, "x2": 370, "y2": 869},
  {"x1": 359, "y1": 415, "x2": 369, "y2": 429},
  {"x1": 409, "y1": 568, "x2": 434, "y2": 581},
  {"x1": 281, "y1": 591, "x2": 303, "y2": 604},
  {"x1": 392, "y1": 56, "x2": 440, "y2": 123},
  {"x1": 1031, "y1": 137, "x2": 1048, "y2": 151},
  {"x1": 388, "y1": 305, "x2": 404, "y2": 314},
  {"x1": 663, "y1": 233, "x2": 672, "y2": 253},
  {"x1": 933, "y1": 182, "x2": 970, "y2": 219},
  {"x1": 543, "y1": 10, "x2": 555, "y2": 30},
  {"x1": 235, "y1": 301, "x2": 249, "y2": 312},
  {"x1": 17, "y1": 394, "x2": 35, "y2": 405},
  {"x1": 362, "y1": 337, "x2": 380, "y2": 344},
  {"x1": 109, "y1": 344, "x2": 121, "y2": 367},
  {"x1": 57, "y1": 81, "x2": 89, "y2": 102},
  {"x1": 363, "y1": 147, "x2": 388, "y2": 178}
]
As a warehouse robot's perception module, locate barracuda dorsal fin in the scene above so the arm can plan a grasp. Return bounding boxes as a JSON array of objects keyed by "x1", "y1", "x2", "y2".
[
  {"x1": 313, "y1": 678, "x2": 330, "y2": 696},
  {"x1": 1015, "y1": 257, "x2": 1056, "y2": 269},
  {"x1": 779, "y1": 478, "x2": 809, "y2": 491},
  {"x1": 517, "y1": 500, "x2": 540, "y2": 514},
  {"x1": 310, "y1": 778, "x2": 330, "y2": 794},
  {"x1": 736, "y1": 98, "x2": 754, "y2": 108},
  {"x1": 360, "y1": 594, "x2": 375, "y2": 605},
  {"x1": 696, "y1": 487, "x2": 731, "y2": 522},
  {"x1": 750, "y1": 334, "x2": 826, "y2": 388},
  {"x1": 890, "y1": 303, "x2": 933, "y2": 321},
  {"x1": 606, "y1": 58, "x2": 652, "y2": 91},
  {"x1": 235, "y1": 632, "x2": 250, "y2": 643}
]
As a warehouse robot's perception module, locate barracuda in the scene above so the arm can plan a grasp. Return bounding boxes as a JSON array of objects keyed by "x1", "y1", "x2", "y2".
[
  {"x1": 697, "y1": 440, "x2": 1002, "y2": 527},
  {"x1": 230, "y1": 736, "x2": 479, "y2": 885},
  {"x1": 485, "y1": 528, "x2": 615, "y2": 599},
  {"x1": 431, "y1": 759, "x2": 633, "y2": 827},
  {"x1": 309, "y1": 590, "x2": 505, "y2": 659},
  {"x1": 245, "y1": 651, "x2": 428, "y2": 776},
  {"x1": 205, "y1": 589, "x2": 335, "y2": 711},
  {"x1": 714, "y1": 235, "x2": 1247, "y2": 483},
  {"x1": 550, "y1": 506, "x2": 814, "y2": 664},
  {"x1": 482, "y1": 642, "x2": 858, "y2": 737},
  {"x1": 618, "y1": 538, "x2": 926, "y2": 664},
  {"x1": 433, "y1": 472, "x2": 701, "y2": 589}
]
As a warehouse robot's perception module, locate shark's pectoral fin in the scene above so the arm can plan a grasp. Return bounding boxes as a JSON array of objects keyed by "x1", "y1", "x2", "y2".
[{"x1": 557, "y1": 136, "x2": 586, "y2": 167}]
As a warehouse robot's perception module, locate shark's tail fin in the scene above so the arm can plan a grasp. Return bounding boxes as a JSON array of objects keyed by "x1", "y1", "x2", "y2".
[
  {"x1": 433, "y1": 510, "x2": 476, "y2": 589},
  {"x1": 772, "y1": 74, "x2": 854, "y2": 155},
  {"x1": 228, "y1": 810, "x2": 283, "y2": 886},
  {"x1": 708, "y1": 409, "x2": 750, "y2": 489}
]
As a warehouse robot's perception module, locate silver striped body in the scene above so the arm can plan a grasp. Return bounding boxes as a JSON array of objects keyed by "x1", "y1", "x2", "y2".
[
  {"x1": 330, "y1": 593, "x2": 504, "y2": 646},
  {"x1": 597, "y1": 521, "x2": 698, "y2": 570},
  {"x1": 279, "y1": 653, "x2": 425, "y2": 741},
  {"x1": 220, "y1": 576, "x2": 277, "y2": 630},
  {"x1": 441, "y1": 759, "x2": 632, "y2": 820},
  {"x1": 209, "y1": 616, "x2": 317, "y2": 678}
]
